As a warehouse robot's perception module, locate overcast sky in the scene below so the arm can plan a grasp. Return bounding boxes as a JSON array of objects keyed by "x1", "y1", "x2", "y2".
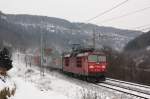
[{"x1": 0, "y1": 0, "x2": 150, "y2": 30}]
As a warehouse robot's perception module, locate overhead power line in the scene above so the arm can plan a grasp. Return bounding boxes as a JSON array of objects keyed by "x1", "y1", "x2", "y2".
[
  {"x1": 86, "y1": 0, "x2": 129, "y2": 22},
  {"x1": 99, "y1": 6, "x2": 150, "y2": 23}
]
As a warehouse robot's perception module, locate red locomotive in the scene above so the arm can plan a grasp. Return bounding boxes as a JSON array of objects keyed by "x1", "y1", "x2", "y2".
[
  {"x1": 31, "y1": 45, "x2": 107, "y2": 82},
  {"x1": 62, "y1": 45, "x2": 107, "y2": 82}
]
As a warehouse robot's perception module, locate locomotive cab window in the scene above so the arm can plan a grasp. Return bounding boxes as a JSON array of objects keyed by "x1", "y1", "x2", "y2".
[
  {"x1": 65, "y1": 57, "x2": 69, "y2": 66},
  {"x1": 76, "y1": 57, "x2": 82, "y2": 67},
  {"x1": 88, "y1": 55, "x2": 106, "y2": 62},
  {"x1": 88, "y1": 55, "x2": 97, "y2": 62},
  {"x1": 98, "y1": 56, "x2": 106, "y2": 62}
]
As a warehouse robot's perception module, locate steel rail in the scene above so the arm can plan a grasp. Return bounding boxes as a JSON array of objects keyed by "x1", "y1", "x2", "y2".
[{"x1": 94, "y1": 82, "x2": 150, "y2": 99}]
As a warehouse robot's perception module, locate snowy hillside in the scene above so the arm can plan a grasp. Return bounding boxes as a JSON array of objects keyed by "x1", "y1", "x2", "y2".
[{"x1": 0, "y1": 12, "x2": 143, "y2": 51}]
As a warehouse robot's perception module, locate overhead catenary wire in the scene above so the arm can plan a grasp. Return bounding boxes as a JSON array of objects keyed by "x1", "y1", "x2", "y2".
[
  {"x1": 86, "y1": 0, "x2": 129, "y2": 22},
  {"x1": 82, "y1": 0, "x2": 150, "y2": 31},
  {"x1": 99, "y1": 6, "x2": 150, "y2": 23},
  {"x1": 80, "y1": 0, "x2": 150, "y2": 46}
]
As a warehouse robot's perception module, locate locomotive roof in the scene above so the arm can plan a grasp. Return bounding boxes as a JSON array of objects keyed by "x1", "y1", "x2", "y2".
[{"x1": 63, "y1": 51, "x2": 105, "y2": 57}]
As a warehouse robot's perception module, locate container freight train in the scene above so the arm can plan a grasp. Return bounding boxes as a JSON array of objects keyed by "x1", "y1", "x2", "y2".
[{"x1": 32, "y1": 47, "x2": 107, "y2": 82}]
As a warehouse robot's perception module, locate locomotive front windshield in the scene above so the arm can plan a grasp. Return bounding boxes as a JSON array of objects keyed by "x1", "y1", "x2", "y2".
[{"x1": 88, "y1": 55, "x2": 106, "y2": 62}]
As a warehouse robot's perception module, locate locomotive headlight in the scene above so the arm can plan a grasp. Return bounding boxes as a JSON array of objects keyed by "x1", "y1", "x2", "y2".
[
  {"x1": 89, "y1": 65, "x2": 94, "y2": 69},
  {"x1": 101, "y1": 65, "x2": 106, "y2": 69}
]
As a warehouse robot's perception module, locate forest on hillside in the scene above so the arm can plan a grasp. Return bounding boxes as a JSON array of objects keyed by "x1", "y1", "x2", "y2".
[{"x1": 107, "y1": 31, "x2": 150, "y2": 85}]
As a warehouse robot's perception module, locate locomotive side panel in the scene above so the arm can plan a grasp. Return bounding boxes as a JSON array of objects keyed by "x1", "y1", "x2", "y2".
[{"x1": 63, "y1": 56, "x2": 88, "y2": 76}]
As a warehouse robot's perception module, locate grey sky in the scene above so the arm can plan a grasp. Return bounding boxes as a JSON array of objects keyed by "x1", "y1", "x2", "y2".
[{"x1": 0, "y1": 0, "x2": 150, "y2": 30}]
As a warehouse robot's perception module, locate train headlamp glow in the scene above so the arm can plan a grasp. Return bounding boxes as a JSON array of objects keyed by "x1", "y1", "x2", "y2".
[
  {"x1": 101, "y1": 65, "x2": 106, "y2": 69},
  {"x1": 89, "y1": 65, "x2": 94, "y2": 69}
]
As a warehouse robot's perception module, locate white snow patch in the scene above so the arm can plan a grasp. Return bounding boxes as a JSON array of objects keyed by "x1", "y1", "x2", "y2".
[
  {"x1": 0, "y1": 75, "x2": 15, "y2": 92},
  {"x1": 10, "y1": 78, "x2": 68, "y2": 99},
  {"x1": 7, "y1": 53, "x2": 69, "y2": 99}
]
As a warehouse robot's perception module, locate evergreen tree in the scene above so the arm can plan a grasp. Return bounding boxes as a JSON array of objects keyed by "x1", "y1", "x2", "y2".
[{"x1": 0, "y1": 48, "x2": 12, "y2": 71}]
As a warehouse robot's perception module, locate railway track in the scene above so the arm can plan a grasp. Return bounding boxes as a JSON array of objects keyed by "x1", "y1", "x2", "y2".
[
  {"x1": 46, "y1": 67, "x2": 150, "y2": 98},
  {"x1": 94, "y1": 79, "x2": 150, "y2": 99},
  {"x1": 95, "y1": 83, "x2": 149, "y2": 99},
  {"x1": 106, "y1": 78, "x2": 150, "y2": 89}
]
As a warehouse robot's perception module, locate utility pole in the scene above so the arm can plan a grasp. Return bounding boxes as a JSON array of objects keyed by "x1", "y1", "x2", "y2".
[
  {"x1": 93, "y1": 28, "x2": 96, "y2": 49},
  {"x1": 40, "y1": 30, "x2": 44, "y2": 76},
  {"x1": 99, "y1": 32, "x2": 101, "y2": 40}
]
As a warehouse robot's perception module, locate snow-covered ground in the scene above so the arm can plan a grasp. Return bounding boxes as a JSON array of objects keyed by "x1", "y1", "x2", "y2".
[
  {"x1": 0, "y1": 52, "x2": 142, "y2": 99},
  {"x1": 7, "y1": 54, "x2": 69, "y2": 99},
  {"x1": 10, "y1": 78, "x2": 68, "y2": 99}
]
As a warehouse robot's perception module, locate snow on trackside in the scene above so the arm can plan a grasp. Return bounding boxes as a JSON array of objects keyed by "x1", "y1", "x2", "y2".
[
  {"x1": 10, "y1": 78, "x2": 68, "y2": 99},
  {"x1": 7, "y1": 53, "x2": 69, "y2": 99},
  {"x1": 8, "y1": 53, "x2": 139, "y2": 99}
]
